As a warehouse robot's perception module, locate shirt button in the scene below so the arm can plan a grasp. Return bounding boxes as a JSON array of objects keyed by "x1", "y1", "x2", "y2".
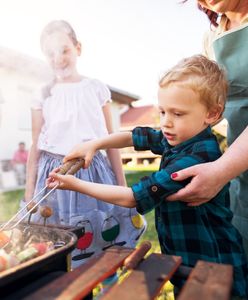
[{"x1": 151, "y1": 185, "x2": 158, "y2": 192}]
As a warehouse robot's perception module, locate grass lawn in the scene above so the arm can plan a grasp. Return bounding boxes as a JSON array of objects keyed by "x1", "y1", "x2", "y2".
[{"x1": 0, "y1": 189, "x2": 24, "y2": 223}]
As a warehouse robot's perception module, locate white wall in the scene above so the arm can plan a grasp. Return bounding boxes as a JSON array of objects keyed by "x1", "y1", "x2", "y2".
[{"x1": 0, "y1": 68, "x2": 43, "y2": 160}]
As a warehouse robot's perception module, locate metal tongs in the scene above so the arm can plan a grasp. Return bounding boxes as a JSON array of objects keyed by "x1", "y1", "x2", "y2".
[{"x1": 0, "y1": 158, "x2": 85, "y2": 233}]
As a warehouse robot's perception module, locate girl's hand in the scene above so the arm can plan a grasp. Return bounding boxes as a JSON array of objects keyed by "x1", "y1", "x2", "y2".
[
  {"x1": 166, "y1": 162, "x2": 224, "y2": 206},
  {"x1": 63, "y1": 140, "x2": 97, "y2": 168},
  {"x1": 46, "y1": 170, "x2": 77, "y2": 190}
]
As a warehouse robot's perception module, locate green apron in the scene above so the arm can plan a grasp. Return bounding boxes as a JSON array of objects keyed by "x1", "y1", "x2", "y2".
[{"x1": 213, "y1": 24, "x2": 248, "y2": 248}]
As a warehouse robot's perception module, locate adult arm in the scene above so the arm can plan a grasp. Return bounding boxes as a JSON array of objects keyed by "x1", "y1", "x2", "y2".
[
  {"x1": 24, "y1": 109, "x2": 43, "y2": 201},
  {"x1": 167, "y1": 126, "x2": 248, "y2": 205}
]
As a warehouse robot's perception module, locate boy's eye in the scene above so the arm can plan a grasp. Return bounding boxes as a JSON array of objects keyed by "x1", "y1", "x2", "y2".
[
  {"x1": 174, "y1": 112, "x2": 183, "y2": 117},
  {"x1": 159, "y1": 111, "x2": 165, "y2": 116}
]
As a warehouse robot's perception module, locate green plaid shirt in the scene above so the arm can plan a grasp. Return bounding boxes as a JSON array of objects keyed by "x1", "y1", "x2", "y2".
[{"x1": 131, "y1": 126, "x2": 248, "y2": 297}]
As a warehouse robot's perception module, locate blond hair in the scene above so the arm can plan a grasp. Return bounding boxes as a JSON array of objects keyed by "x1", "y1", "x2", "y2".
[
  {"x1": 40, "y1": 20, "x2": 79, "y2": 51},
  {"x1": 159, "y1": 55, "x2": 228, "y2": 116}
]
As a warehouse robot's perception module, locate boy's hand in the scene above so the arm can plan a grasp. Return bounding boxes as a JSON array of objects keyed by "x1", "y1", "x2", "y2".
[
  {"x1": 46, "y1": 170, "x2": 77, "y2": 190},
  {"x1": 63, "y1": 140, "x2": 97, "y2": 168}
]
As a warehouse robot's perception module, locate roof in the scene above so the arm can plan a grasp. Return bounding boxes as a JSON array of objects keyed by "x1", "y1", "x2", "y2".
[
  {"x1": 109, "y1": 86, "x2": 139, "y2": 104},
  {"x1": 121, "y1": 105, "x2": 159, "y2": 130}
]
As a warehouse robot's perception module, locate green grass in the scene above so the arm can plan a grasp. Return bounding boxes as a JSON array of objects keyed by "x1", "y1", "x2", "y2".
[{"x1": 0, "y1": 189, "x2": 24, "y2": 222}]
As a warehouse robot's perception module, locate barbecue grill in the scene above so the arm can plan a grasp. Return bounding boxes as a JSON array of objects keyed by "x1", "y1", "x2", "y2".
[{"x1": 0, "y1": 223, "x2": 77, "y2": 299}]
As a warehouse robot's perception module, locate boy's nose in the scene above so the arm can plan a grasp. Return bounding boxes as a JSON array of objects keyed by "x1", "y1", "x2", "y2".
[{"x1": 161, "y1": 116, "x2": 173, "y2": 128}]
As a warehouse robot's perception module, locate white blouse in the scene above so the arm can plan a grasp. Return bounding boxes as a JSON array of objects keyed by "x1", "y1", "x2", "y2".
[{"x1": 32, "y1": 78, "x2": 111, "y2": 155}]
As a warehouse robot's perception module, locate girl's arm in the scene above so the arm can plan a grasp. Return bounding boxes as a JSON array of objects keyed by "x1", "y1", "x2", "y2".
[
  {"x1": 167, "y1": 126, "x2": 248, "y2": 205},
  {"x1": 102, "y1": 103, "x2": 126, "y2": 186},
  {"x1": 24, "y1": 110, "x2": 43, "y2": 201}
]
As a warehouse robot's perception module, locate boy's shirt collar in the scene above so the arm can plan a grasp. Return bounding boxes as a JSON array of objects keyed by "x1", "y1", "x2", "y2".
[{"x1": 162, "y1": 126, "x2": 213, "y2": 153}]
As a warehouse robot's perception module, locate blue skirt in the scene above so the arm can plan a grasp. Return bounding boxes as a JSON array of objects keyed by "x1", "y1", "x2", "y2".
[{"x1": 20, "y1": 151, "x2": 147, "y2": 267}]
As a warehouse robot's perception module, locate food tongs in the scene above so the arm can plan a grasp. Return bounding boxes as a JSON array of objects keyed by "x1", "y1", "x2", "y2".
[{"x1": 0, "y1": 158, "x2": 85, "y2": 233}]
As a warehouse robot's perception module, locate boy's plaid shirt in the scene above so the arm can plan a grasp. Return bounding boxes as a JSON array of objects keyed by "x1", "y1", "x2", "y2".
[{"x1": 131, "y1": 126, "x2": 248, "y2": 297}]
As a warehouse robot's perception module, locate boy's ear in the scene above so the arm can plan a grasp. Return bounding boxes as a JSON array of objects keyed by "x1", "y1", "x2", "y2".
[{"x1": 205, "y1": 104, "x2": 223, "y2": 125}]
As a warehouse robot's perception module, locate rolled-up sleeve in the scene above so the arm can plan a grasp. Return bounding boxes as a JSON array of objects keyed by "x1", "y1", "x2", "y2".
[{"x1": 131, "y1": 154, "x2": 206, "y2": 215}]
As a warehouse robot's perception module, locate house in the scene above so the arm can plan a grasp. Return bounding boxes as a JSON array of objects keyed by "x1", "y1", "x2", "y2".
[
  {"x1": 0, "y1": 46, "x2": 139, "y2": 190},
  {"x1": 120, "y1": 104, "x2": 159, "y2": 131}
]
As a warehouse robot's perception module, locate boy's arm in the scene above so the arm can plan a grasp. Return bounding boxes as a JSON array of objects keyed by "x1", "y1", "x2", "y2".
[
  {"x1": 47, "y1": 172, "x2": 136, "y2": 207},
  {"x1": 64, "y1": 132, "x2": 133, "y2": 167},
  {"x1": 48, "y1": 150, "x2": 209, "y2": 213}
]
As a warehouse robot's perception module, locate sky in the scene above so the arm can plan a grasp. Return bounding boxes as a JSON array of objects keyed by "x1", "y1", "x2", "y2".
[{"x1": 0, "y1": 0, "x2": 209, "y2": 105}]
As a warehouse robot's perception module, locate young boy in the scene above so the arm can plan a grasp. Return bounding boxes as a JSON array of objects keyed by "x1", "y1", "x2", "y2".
[{"x1": 47, "y1": 55, "x2": 248, "y2": 298}]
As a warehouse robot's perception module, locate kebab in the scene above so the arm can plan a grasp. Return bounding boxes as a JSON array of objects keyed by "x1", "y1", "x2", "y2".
[{"x1": 0, "y1": 241, "x2": 55, "y2": 272}]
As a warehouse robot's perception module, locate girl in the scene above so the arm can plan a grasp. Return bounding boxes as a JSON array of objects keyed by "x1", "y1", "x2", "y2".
[{"x1": 21, "y1": 20, "x2": 146, "y2": 268}]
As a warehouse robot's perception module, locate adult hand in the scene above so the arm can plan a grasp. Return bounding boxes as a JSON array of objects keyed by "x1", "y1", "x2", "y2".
[{"x1": 166, "y1": 162, "x2": 224, "y2": 206}]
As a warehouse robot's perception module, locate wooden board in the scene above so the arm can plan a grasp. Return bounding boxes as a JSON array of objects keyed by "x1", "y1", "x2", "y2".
[
  {"x1": 24, "y1": 246, "x2": 133, "y2": 300},
  {"x1": 177, "y1": 260, "x2": 233, "y2": 300},
  {"x1": 102, "y1": 253, "x2": 182, "y2": 300}
]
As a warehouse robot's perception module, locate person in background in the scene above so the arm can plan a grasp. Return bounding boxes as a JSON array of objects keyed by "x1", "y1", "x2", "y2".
[
  {"x1": 12, "y1": 142, "x2": 28, "y2": 185},
  {"x1": 22, "y1": 19, "x2": 146, "y2": 278},
  {"x1": 47, "y1": 55, "x2": 248, "y2": 298},
  {"x1": 168, "y1": 0, "x2": 248, "y2": 262}
]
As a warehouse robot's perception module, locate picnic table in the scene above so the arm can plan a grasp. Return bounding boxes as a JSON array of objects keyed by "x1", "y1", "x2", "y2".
[{"x1": 23, "y1": 243, "x2": 233, "y2": 300}]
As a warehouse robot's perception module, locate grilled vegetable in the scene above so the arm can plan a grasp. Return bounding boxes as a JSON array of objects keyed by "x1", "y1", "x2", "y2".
[
  {"x1": 0, "y1": 249, "x2": 19, "y2": 271},
  {"x1": 17, "y1": 247, "x2": 39, "y2": 262},
  {"x1": 0, "y1": 231, "x2": 10, "y2": 248},
  {"x1": 30, "y1": 241, "x2": 54, "y2": 256}
]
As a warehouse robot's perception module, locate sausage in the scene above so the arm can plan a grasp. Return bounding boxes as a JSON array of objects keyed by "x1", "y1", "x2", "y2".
[
  {"x1": 58, "y1": 158, "x2": 85, "y2": 175},
  {"x1": 123, "y1": 240, "x2": 152, "y2": 270}
]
